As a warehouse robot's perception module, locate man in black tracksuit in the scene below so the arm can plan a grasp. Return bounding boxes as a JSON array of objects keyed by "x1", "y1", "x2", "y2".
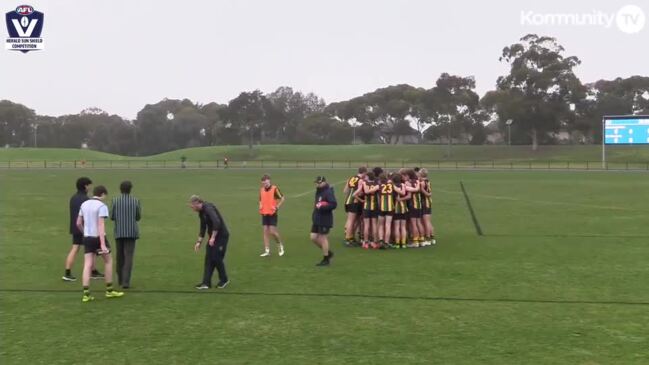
[
  {"x1": 311, "y1": 176, "x2": 337, "y2": 266},
  {"x1": 190, "y1": 195, "x2": 230, "y2": 289}
]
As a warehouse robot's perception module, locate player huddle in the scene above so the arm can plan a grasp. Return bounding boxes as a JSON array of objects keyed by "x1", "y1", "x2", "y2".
[{"x1": 343, "y1": 166, "x2": 435, "y2": 249}]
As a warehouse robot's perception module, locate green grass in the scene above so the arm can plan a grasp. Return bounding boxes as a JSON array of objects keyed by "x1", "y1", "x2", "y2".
[
  {"x1": 1, "y1": 168, "x2": 649, "y2": 364},
  {"x1": 2, "y1": 144, "x2": 649, "y2": 163}
]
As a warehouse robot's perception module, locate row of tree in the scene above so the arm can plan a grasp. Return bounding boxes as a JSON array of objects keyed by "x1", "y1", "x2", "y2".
[{"x1": 1, "y1": 34, "x2": 648, "y2": 155}]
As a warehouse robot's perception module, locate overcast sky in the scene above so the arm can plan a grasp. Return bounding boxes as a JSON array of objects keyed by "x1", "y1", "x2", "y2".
[{"x1": 1, "y1": 0, "x2": 647, "y2": 119}]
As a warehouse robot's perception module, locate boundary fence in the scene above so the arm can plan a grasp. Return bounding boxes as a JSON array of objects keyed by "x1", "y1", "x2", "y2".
[{"x1": 1, "y1": 160, "x2": 649, "y2": 171}]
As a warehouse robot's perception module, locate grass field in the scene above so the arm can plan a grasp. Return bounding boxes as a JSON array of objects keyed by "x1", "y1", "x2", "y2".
[
  {"x1": 2, "y1": 144, "x2": 649, "y2": 163},
  {"x1": 1, "y1": 167, "x2": 649, "y2": 364}
]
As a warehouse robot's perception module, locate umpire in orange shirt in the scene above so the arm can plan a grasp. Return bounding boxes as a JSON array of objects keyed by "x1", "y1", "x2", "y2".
[{"x1": 259, "y1": 174, "x2": 285, "y2": 257}]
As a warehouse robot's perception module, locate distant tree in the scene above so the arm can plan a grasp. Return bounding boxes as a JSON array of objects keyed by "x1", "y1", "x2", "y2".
[
  {"x1": 326, "y1": 84, "x2": 425, "y2": 144},
  {"x1": 224, "y1": 91, "x2": 269, "y2": 149},
  {"x1": 267, "y1": 86, "x2": 326, "y2": 143},
  {"x1": 421, "y1": 73, "x2": 480, "y2": 155},
  {"x1": 484, "y1": 34, "x2": 586, "y2": 150},
  {"x1": 0, "y1": 100, "x2": 36, "y2": 147},
  {"x1": 133, "y1": 98, "x2": 210, "y2": 155},
  {"x1": 573, "y1": 76, "x2": 649, "y2": 142},
  {"x1": 295, "y1": 113, "x2": 352, "y2": 144}
]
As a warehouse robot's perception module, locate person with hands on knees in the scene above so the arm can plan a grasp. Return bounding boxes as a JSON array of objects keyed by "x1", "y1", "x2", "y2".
[{"x1": 189, "y1": 195, "x2": 230, "y2": 290}]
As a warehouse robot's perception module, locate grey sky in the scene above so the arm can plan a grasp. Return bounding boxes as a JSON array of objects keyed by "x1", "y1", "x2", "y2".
[{"x1": 1, "y1": 0, "x2": 647, "y2": 119}]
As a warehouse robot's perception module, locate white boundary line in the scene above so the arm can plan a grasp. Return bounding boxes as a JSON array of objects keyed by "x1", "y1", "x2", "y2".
[
  {"x1": 432, "y1": 187, "x2": 646, "y2": 212},
  {"x1": 290, "y1": 179, "x2": 347, "y2": 198}
]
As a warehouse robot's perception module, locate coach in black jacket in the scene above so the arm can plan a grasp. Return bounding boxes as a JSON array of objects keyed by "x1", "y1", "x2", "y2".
[
  {"x1": 311, "y1": 176, "x2": 337, "y2": 266},
  {"x1": 190, "y1": 195, "x2": 230, "y2": 289}
]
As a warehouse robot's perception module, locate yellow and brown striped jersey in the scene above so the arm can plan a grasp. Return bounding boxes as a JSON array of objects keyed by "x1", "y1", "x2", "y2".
[
  {"x1": 379, "y1": 182, "x2": 395, "y2": 212},
  {"x1": 344, "y1": 175, "x2": 362, "y2": 205},
  {"x1": 363, "y1": 181, "x2": 378, "y2": 211},
  {"x1": 408, "y1": 181, "x2": 423, "y2": 209},
  {"x1": 422, "y1": 179, "x2": 432, "y2": 209},
  {"x1": 393, "y1": 183, "x2": 409, "y2": 214}
]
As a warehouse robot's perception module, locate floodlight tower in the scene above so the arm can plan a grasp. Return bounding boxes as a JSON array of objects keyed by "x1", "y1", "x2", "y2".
[{"x1": 505, "y1": 119, "x2": 513, "y2": 146}]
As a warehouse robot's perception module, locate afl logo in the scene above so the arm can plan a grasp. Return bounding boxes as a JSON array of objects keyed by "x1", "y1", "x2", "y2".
[
  {"x1": 15, "y1": 5, "x2": 33, "y2": 15},
  {"x1": 5, "y1": 4, "x2": 45, "y2": 52}
]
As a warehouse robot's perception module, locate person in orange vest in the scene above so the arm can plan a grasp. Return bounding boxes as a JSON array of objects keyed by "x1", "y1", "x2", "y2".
[{"x1": 259, "y1": 174, "x2": 285, "y2": 257}]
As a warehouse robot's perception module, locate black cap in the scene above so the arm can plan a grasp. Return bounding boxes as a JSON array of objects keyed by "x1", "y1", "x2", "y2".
[{"x1": 314, "y1": 176, "x2": 326, "y2": 183}]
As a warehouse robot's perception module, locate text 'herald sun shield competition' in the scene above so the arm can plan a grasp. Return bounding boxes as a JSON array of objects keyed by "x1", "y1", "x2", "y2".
[{"x1": 5, "y1": 5, "x2": 44, "y2": 53}]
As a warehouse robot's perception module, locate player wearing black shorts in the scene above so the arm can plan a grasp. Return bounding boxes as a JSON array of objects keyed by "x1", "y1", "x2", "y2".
[
  {"x1": 259, "y1": 175, "x2": 286, "y2": 257},
  {"x1": 343, "y1": 167, "x2": 367, "y2": 246},
  {"x1": 311, "y1": 176, "x2": 337, "y2": 266},
  {"x1": 63, "y1": 177, "x2": 102, "y2": 282},
  {"x1": 356, "y1": 172, "x2": 380, "y2": 249},
  {"x1": 77, "y1": 185, "x2": 124, "y2": 302},
  {"x1": 402, "y1": 169, "x2": 424, "y2": 248},
  {"x1": 391, "y1": 174, "x2": 409, "y2": 248},
  {"x1": 419, "y1": 169, "x2": 435, "y2": 246},
  {"x1": 377, "y1": 173, "x2": 395, "y2": 248}
]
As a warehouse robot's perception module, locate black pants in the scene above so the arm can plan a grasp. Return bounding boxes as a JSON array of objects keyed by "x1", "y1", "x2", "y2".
[
  {"x1": 202, "y1": 236, "x2": 229, "y2": 286},
  {"x1": 116, "y1": 238, "x2": 136, "y2": 287}
]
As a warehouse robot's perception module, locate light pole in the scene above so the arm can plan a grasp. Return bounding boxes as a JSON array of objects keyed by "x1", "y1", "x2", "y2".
[
  {"x1": 349, "y1": 118, "x2": 359, "y2": 145},
  {"x1": 31, "y1": 123, "x2": 38, "y2": 147},
  {"x1": 505, "y1": 119, "x2": 513, "y2": 146}
]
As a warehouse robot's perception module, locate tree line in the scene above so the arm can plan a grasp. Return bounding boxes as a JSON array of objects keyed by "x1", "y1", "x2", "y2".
[{"x1": 1, "y1": 34, "x2": 648, "y2": 155}]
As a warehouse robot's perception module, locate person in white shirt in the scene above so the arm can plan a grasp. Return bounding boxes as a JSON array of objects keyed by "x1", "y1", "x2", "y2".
[{"x1": 76, "y1": 185, "x2": 124, "y2": 302}]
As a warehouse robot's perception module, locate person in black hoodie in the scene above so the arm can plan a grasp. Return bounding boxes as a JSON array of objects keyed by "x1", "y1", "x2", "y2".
[
  {"x1": 311, "y1": 176, "x2": 337, "y2": 266},
  {"x1": 189, "y1": 195, "x2": 230, "y2": 289}
]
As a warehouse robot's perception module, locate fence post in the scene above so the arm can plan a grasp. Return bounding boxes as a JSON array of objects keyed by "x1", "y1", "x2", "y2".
[
  {"x1": 128, "y1": 161, "x2": 130, "y2": 169},
  {"x1": 198, "y1": 161, "x2": 202, "y2": 168},
  {"x1": 510, "y1": 161, "x2": 513, "y2": 169},
  {"x1": 547, "y1": 161, "x2": 551, "y2": 169},
  {"x1": 348, "y1": 161, "x2": 351, "y2": 168},
  {"x1": 455, "y1": 161, "x2": 458, "y2": 169},
  {"x1": 331, "y1": 160, "x2": 334, "y2": 168},
  {"x1": 44, "y1": 160, "x2": 47, "y2": 168},
  {"x1": 110, "y1": 160, "x2": 113, "y2": 168},
  {"x1": 401, "y1": 160, "x2": 404, "y2": 168},
  {"x1": 473, "y1": 160, "x2": 476, "y2": 169},
  {"x1": 586, "y1": 161, "x2": 589, "y2": 170},
  {"x1": 567, "y1": 161, "x2": 570, "y2": 169}
]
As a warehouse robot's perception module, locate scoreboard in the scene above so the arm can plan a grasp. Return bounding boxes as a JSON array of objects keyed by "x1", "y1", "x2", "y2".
[{"x1": 604, "y1": 116, "x2": 649, "y2": 145}]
